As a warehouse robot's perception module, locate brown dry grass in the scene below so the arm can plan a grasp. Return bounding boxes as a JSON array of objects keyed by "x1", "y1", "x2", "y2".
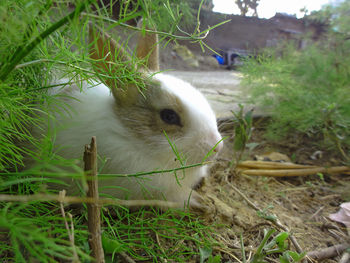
[{"x1": 192, "y1": 125, "x2": 350, "y2": 262}]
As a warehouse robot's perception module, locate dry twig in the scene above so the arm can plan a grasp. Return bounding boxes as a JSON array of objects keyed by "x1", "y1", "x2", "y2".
[
  {"x1": 309, "y1": 206, "x2": 325, "y2": 220},
  {"x1": 0, "y1": 194, "x2": 180, "y2": 208},
  {"x1": 230, "y1": 184, "x2": 259, "y2": 211},
  {"x1": 84, "y1": 137, "x2": 105, "y2": 263},
  {"x1": 213, "y1": 246, "x2": 242, "y2": 263},
  {"x1": 307, "y1": 243, "x2": 350, "y2": 261},
  {"x1": 119, "y1": 252, "x2": 137, "y2": 263},
  {"x1": 155, "y1": 232, "x2": 168, "y2": 263},
  {"x1": 339, "y1": 252, "x2": 350, "y2": 263},
  {"x1": 59, "y1": 190, "x2": 80, "y2": 262}
]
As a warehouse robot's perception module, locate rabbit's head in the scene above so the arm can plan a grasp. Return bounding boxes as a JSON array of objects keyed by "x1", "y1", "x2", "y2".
[{"x1": 89, "y1": 25, "x2": 223, "y2": 168}]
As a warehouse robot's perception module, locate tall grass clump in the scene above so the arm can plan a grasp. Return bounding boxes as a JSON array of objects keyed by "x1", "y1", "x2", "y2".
[
  {"x1": 241, "y1": 13, "x2": 350, "y2": 162},
  {"x1": 1, "y1": 0, "x2": 100, "y2": 260},
  {"x1": 102, "y1": 207, "x2": 218, "y2": 261},
  {"x1": 0, "y1": 0, "x2": 49, "y2": 172},
  {"x1": 0, "y1": 0, "x2": 224, "y2": 261}
]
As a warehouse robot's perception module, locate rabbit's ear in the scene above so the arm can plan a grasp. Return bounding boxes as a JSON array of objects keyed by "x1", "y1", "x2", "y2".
[
  {"x1": 89, "y1": 26, "x2": 139, "y2": 105},
  {"x1": 136, "y1": 20, "x2": 159, "y2": 71}
]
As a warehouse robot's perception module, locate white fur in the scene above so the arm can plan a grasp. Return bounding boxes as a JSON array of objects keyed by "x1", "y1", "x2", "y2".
[{"x1": 50, "y1": 73, "x2": 223, "y2": 207}]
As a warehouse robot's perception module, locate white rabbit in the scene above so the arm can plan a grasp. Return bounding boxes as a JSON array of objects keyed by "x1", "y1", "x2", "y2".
[{"x1": 48, "y1": 25, "x2": 223, "y2": 208}]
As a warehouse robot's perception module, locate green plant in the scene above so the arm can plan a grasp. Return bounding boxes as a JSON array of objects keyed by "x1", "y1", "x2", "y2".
[
  {"x1": 0, "y1": 202, "x2": 91, "y2": 261},
  {"x1": 102, "y1": 207, "x2": 218, "y2": 261},
  {"x1": 148, "y1": 0, "x2": 196, "y2": 33},
  {"x1": 242, "y1": 38, "x2": 350, "y2": 162},
  {"x1": 307, "y1": 0, "x2": 350, "y2": 36},
  {"x1": 256, "y1": 204, "x2": 277, "y2": 222},
  {"x1": 199, "y1": 246, "x2": 221, "y2": 263},
  {"x1": 249, "y1": 229, "x2": 305, "y2": 263},
  {"x1": 0, "y1": 0, "x2": 95, "y2": 172},
  {"x1": 230, "y1": 104, "x2": 254, "y2": 168}
]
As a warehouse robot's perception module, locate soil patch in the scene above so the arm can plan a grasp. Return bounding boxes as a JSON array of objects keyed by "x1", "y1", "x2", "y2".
[{"x1": 194, "y1": 121, "x2": 350, "y2": 262}]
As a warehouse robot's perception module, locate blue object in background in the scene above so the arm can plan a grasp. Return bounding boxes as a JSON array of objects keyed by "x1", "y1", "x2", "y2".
[{"x1": 213, "y1": 54, "x2": 225, "y2": 65}]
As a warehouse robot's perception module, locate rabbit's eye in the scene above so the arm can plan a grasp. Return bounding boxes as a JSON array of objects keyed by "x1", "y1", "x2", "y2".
[{"x1": 160, "y1": 109, "x2": 182, "y2": 126}]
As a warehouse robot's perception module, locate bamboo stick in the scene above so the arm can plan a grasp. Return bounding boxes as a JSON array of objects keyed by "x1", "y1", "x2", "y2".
[
  {"x1": 237, "y1": 160, "x2": 317, "y2": 169},
  {"x1": 239, "y1": 166, "x2": 349, "y2": 177}
]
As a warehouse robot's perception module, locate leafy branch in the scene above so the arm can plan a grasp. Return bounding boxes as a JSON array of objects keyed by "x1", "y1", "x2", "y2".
[{"x1": 0, "y1": 0, "x2": 96, "y2": 81}]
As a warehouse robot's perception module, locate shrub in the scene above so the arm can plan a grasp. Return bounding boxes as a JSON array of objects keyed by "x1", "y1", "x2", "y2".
[{"x1": 241, "y1": 38, "x2": 350, "y2": 161}]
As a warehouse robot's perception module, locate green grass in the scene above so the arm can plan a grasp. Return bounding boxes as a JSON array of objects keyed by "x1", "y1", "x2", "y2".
[
  {"x1": 241, "y1": 38, "x2": 350, "y2": 162},
  {"x1": 102, "y1": 207, "x2": 218, "y2": 261},
  {"x1": 0, "y1": 202, "x2": 91, "y2": 261},
  {"x1": 0, "y1": 0, "x2": 227, "y2": 261},
  {"x1": 1, "y1": 201, "x2": 219, "y2": 261},
  {"x1": 240, "y1": 1, "x2": 350, "y2": 163}
]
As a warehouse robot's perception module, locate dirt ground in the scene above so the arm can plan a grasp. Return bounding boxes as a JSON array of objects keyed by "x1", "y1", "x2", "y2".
[
  {"x1": 163, "y1": 67, "x2": 350, "y2": 261},
  {"x1": 193, "y1": 119, "x2": 350, "y2": 262}
]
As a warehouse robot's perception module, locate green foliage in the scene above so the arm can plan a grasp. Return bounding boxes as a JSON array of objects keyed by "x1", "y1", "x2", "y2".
[
  {"x1": 199, "y1": 246, "x2": 213, "y2": 263},
  {"x1": 0, "y1": 0, "x2": 94, "y2": 172},
  {"x1": 331, "y1": 0, "x2": 350, "y2": 35},
  {"x1": 256, "y1": 204, "x2": 277, "y2": 222},
  {"x1": 0, "y1": 83, "x2": 39, "y2": 171},
  {"x1": 232, "y1": 105, "x2": 253, "y2": 152},
  {"x1": 241, "y1": 1, "x2": 350, "y2": 163},
  {"x1": 249, "y1": 229, "x2": 305, "y2": 263},
  {"x1": 0, "y1": 202, "x2": 91, "y2": 261},
  {"x1": 307, "y1": 0, "x2": 350, "y2": 35},
  {"x1": 102, "y1": 207, "x2": 218, "y2": 262},
  {"x1": 230, "y1": 104, "x2": 254, "y2": 168},
  {"x1": 0, "y1": 0, "x2": 49, "y2": 171},
  {"x1": 241, "y1": 38, "x2": 350, "y2": 160},
  {"x1": 0, "y1": 0, "x2": 224, "y2": 261},
  {"x1": 147, "y1": 0, "x2": 196, "y2": 33}
]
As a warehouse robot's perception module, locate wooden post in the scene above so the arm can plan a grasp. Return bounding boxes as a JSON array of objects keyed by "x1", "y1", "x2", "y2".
[{"x1": 84, "y1": 136, "x2": 105, "y2": 262}]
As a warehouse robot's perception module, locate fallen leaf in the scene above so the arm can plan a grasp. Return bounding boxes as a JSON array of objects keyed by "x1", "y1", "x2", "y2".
[{"x1": 329, "y1": 202, "x2": 350, "y2": 228}]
